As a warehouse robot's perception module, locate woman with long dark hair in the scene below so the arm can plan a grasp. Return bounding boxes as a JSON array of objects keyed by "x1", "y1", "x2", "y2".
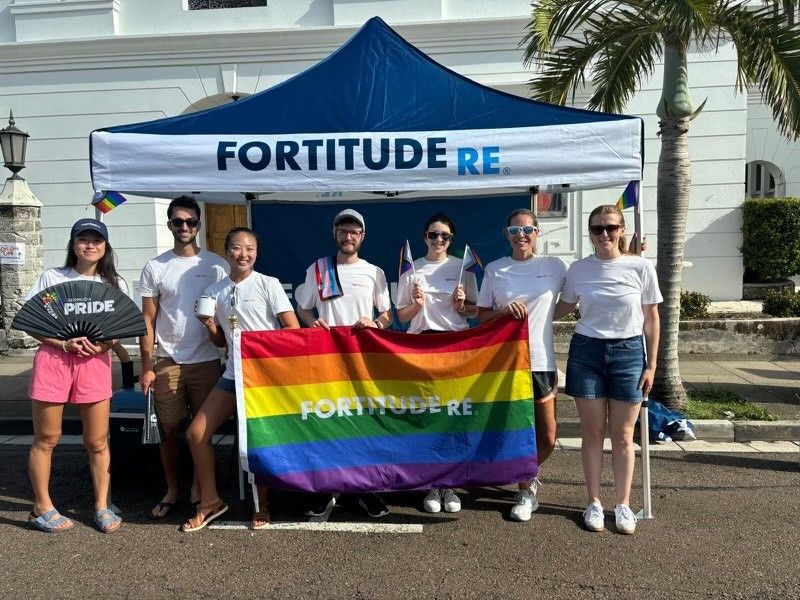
[
  {"x1": 555, "y1": 205, "x2": 661, "y2": 534},
  {"x1": 24, "y1": 218, "x2": 125, "y2": 533}
]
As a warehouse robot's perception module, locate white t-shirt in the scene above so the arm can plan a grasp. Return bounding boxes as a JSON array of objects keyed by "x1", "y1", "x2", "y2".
[
  {"x1": 396, "y1": 256, "x2": 478, "y2": 333},
  {"x1": 204, "y1": 272, "x2": 294, "y2": 380},
  {"x1": 561, "y1": 254, "x2": 663, "y2": 339},
  {"x1": 139, "y1": 249, "x2": 228, "y2": 364},
  {"x1": 26, "y1": 267, "x2": 129, "y2": 300},
  {"x1": 477, "y1": 255, "x2": 567, "y2": 371},
  {"x1": 297, "y1": 258, "x2": 391, "y2": 326}
]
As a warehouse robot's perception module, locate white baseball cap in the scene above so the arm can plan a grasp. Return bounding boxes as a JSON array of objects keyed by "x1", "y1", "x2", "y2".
[{"x1": 333, "y1": 208, "x2": 365, "y2": 231}]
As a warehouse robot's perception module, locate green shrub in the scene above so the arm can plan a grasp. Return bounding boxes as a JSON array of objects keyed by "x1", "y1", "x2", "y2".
[
  {"x1": 680, "y1": 290, "x2": 711, "y2": 319},
  {"x1": 762, "y1": 289, "x2": 800, "y2": 317},
  {"x1": 742, "y1": 197, "x2": 800, "y2": 281}
]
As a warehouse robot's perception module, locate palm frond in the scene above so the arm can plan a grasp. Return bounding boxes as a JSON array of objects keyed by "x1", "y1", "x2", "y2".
[
  {"x1": 528, "y1": 38, "x2": 597, "y2": 105},
  {"x1": 723, "y1": 3, "x2": 800, "y2": 138},
  {"x1": 647, "y1": 0, "x2": 716, "y2": 45},
  {"x1": 527, "y1": 6, "x2": 662, "y2": 112},
  {"x1": 523, "y1": 0, "x2": 631, "y2": 60},
  {"x1": 586, "y1": 12, "x2": 663, "y2": 112}
]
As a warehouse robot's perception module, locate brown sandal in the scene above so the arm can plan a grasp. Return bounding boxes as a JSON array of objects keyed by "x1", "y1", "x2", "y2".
[{"x1": 251, "y1": 506, "x2": 271, "y2": 530}]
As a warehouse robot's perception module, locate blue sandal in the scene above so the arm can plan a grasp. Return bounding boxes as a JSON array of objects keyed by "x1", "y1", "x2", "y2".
[
  {"x1": 29, "y1": 508, "x2": 74, "y2": 533},
  {"x1": 94, "y1": 508, "x2": 122, "y2": 533}
]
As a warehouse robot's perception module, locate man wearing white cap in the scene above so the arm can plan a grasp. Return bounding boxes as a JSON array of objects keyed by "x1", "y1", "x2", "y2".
[{"x1": 296, "y1": 208, "x2": 393, "y2": 519}]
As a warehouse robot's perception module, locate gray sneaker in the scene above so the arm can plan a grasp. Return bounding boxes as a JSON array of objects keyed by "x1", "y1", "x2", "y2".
[
  {"x1": 442, "y1": 489, "x2": 461, "y2": 513},
  {"x1": 423, "y1": 489, "x2": 442, "y2": 513}
]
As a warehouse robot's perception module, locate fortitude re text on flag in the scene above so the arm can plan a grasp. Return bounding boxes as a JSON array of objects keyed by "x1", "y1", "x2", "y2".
[{"x1": 233, "y1": 316, "x2": 537, "y2": 493}]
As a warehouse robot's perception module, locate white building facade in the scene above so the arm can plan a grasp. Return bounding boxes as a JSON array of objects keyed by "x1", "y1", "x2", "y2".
[{"x1": 0, "y1": 0, "x2": 793, "y2": 300}]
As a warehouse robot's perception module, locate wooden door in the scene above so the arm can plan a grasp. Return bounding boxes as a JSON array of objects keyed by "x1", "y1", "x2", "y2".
[{"x1": 204, "y1": 203, "x2": 248, "y2": 257}]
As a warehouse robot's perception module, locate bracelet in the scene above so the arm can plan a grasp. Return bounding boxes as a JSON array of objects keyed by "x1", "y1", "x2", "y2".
[
  {"x1": 61, "y1": 340, "x2": 67, "y2": 353},
  {"x1": 373, "y1": 319, "x2": 382, "y2": 329}
]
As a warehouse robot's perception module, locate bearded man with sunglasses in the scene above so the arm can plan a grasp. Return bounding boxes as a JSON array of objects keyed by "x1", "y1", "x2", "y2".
[
  {"x1": 138, "y1": 196, "x2": 228, "y2": 519},
  {"x1": 296, "y1": 208, "x2": 393, "y2": 519}
]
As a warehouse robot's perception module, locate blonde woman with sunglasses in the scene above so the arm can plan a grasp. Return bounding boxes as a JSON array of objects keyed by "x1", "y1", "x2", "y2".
[
  {"x1": 396, "y1": 212, "x2": 479, "y2": 514},
  {"x1": 477, "y1": 208, "x2": 567, "y2": 522},
  {"x1": 554, "y1": 204, "x2": 662, "y2": 535}
]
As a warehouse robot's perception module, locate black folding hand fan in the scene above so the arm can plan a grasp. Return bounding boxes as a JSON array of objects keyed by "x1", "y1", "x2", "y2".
[{"x1": 12, "y1": 280, "x2": 146, "y2": 342}]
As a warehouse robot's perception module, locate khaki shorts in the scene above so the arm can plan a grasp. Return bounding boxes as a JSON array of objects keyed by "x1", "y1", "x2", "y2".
[{"x1": 153, "y1": 357, "x2": 221, "y2": 425}]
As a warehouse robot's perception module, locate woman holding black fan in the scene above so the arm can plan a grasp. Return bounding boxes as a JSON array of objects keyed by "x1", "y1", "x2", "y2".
[{"x1": 23, "y1": 218, "x2": 126, "y2": 534}]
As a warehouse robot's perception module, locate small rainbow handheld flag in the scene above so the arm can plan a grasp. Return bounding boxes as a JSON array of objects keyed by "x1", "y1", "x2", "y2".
[
  {"x1": 92, "y1": 191, "x2": 127, "y2": 214},
  {"x1": 615, "y1": 180, "x2": 639, "y2": 210},
  {"x1": 398, "y1": 240, "x2": 415, "y2": 280},
  {"x1": 235, "y1": 317, "x2": 537, "y2": 493}
]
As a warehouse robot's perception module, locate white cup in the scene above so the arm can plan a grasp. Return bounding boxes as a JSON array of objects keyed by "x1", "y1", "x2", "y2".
[{"x1": 196, "y1": 295, "x2": 216, "y2": 318}]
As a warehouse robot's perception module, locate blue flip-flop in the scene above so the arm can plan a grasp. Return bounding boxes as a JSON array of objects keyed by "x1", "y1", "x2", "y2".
[
  {"x1": 28, "y1": 508, "x2": 74, "y2": 533},
  {"x1": 94, "y1": 508, "x2": 122, "y2": 534}
]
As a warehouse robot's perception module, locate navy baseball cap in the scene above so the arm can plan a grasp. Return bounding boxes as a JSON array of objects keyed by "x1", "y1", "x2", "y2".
[{"x1": 71, "y1": 218, "x2": 109, "y2": 240}]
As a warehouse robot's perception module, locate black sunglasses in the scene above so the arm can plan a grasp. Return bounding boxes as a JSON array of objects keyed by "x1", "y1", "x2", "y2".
[
  {"x1": 169, "y1": 218, "x2": 199, "y2": 228},
  {"x1": 426, "y1": 232, "x2": 453, "y2": 241},
  {"x1": 589, "y1": 224, "x2": 623, "y2": 236}
]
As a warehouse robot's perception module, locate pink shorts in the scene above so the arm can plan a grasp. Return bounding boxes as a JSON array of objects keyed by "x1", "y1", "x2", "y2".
[{"x1": 28, "y1": 344, "x2": 112, "y2": 404}]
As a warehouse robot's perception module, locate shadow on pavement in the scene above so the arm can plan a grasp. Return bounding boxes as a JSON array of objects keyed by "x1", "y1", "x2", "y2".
[{"x1": 654, "y1": 452, "x2": 799, "y2": 473}]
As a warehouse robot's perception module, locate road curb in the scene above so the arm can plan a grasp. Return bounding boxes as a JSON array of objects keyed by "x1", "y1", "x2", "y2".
[
  {"x1": 2, "y1": 417, "x2": 799, "y2": 443},
  {"x1": 558, "y1": 418, "x2": 800, "y2": 442}
]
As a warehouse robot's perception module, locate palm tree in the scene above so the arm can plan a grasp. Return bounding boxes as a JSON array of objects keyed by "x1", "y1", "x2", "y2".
[{"x1": 522, "y1": 0, "x2": 800, "y2": 408}]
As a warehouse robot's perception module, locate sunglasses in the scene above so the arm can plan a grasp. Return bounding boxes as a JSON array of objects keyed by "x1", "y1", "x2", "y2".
[
  {"x1": 425, "y1": 231, "x2": 453, "y2": 241},
  {"x1": 589, "y1": 224, "x2": 623, "y2": 236},
  {"x1": 506, "y1": 225, "x2": 539, "y2": 236},
  {"x1": 169, "y1": 218, "x2": 199, "y2": 228}
]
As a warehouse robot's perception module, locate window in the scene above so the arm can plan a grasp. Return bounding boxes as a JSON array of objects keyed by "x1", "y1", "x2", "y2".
[
  {"x1": 535, "y1": 185, "x2": 569, "y2": 218},
  {"x1": 188, "y1": 0, "x2": 266, "y2": 9},
  {"x1": 771, "y1": 3, "x2": 800, "y2": 26},
  {"x1": 745, "y1": 160, "x2": 784, "y2": 198}
]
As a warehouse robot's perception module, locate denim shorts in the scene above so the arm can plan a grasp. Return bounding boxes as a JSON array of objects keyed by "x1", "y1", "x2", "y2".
[
  {"x1": 215, "y1": 376, "x2": 236, "y2": 394},
  {"x1": 565, "y1": 333, "x2": 646, "y2": 403}
]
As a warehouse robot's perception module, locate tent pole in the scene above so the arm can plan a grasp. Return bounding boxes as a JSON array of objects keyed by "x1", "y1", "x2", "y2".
[
  {"x1": 637, "y1": 396, "x2": 654, "y2": 520},
  {"x1": 244, "y1": 192, "x2": 254, "y2": 228},
  {"x1": 633, "y1": 180, "x2": 643, "y2": 255}
]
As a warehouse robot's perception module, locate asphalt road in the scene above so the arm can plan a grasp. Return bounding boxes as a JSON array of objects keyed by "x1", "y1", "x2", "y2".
[{"x1": 1, "y1": 445, "x2": 798, "y2": 600}]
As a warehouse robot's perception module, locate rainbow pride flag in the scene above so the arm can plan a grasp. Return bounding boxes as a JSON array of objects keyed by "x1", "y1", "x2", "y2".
[
  {"x1": 615, "y1": 180, "x2": 639, "y2": 210},
  {"x1": 234, "y1": 316, "x2": 537, "y2": 493},
  {"x1": 91, "y1": 190, "x2": 127, "y2": 214}
]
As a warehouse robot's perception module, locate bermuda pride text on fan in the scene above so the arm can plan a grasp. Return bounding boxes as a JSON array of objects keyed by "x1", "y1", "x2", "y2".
[{"x1": 63, "y1": 300, "x2": 115, "y2": 315}]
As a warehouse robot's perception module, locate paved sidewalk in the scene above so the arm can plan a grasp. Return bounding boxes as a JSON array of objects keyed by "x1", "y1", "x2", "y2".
[{"x1": 1, "y1": 353, "x2": 798, "y2": 442}]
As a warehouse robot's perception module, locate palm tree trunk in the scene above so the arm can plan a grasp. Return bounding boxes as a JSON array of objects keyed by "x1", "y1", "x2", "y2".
[{"x1": 652, "y1": 41, "x2": 691, "y2": 409}]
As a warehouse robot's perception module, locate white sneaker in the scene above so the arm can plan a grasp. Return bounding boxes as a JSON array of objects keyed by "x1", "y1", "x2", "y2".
[
  {"x1": 583, "y1": 501, "x2": 605, "y2": 532},
  {"x1": 614, "y1": 504, "x2": 637, "y2": 534},
  {"x1": 510, "y1": 490, "x2": 535, "y2": 522},
  {"x1": 442, "y1": 489, "x2": 461, "y2": 513},
  {"x1": 423, "y1": 489, "x2": 442, "y2": 513}
]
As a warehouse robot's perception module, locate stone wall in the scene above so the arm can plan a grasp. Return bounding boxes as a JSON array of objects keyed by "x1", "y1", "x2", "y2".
[
  {"x1": 554, "y1": 318, "x2": 800, "y2": 356},
  {"x1": 0, "y1": 179, "x2": 44, "y2": 353}
]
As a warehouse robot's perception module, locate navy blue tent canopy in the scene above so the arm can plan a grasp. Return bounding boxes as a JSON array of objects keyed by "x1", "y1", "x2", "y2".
[{"x1": 91, "y1": 16, "x2": 642, "y2": 195}]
